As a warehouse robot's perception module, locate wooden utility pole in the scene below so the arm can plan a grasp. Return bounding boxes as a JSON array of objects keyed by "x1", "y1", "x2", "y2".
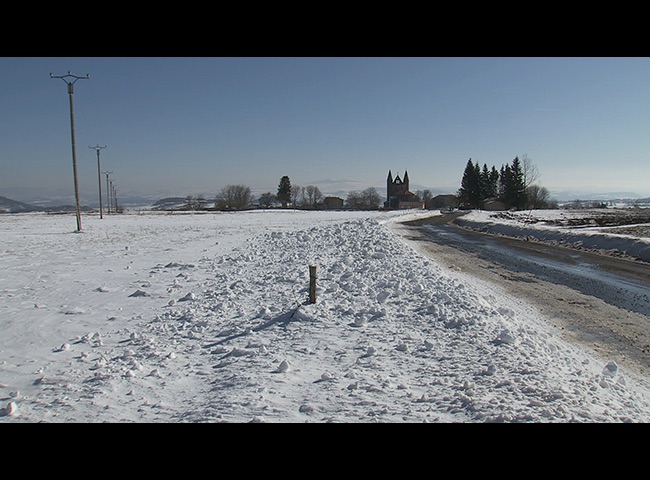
[
  {"x1": 50, "y1": 71, "x2": 89, "y2": 232},
  {"x1": 90, "y1": 145, "x2": 107, "y2": 218},
  {"x1": 103, "y1": 171, "x2": 113, "y2": 214}
]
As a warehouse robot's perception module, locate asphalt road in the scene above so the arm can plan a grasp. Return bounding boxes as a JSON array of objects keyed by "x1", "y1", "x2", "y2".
[{"x1": 394, "y1": 212, "x2": 650, "y2": 379}]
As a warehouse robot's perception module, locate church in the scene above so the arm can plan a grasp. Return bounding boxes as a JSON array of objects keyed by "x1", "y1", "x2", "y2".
[{"x1": 384, "y1": 170, "x2": 423, "y2": 209}]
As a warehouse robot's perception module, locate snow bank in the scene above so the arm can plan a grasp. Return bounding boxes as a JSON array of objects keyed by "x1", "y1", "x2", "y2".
[
  {"x1": 459, "y1": 210, "x2": 650, "y2": 263},
  {"x1": 1, "y1": 210, "x2": 649, "y2": 422}
]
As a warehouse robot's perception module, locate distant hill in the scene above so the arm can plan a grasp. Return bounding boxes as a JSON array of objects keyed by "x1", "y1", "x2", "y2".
[
  {"x1": 550, "y1": 190, "x2": 648, "y2": 202},
  {"x1": 0, "y1": 195, "x2": 94, "y2": 214},
  {"x1": 151, "y1": 197, "x2": 189, "y2": 210},
  {"x1": 0, "y1": 196, "x2": 41, "y2": 213}
]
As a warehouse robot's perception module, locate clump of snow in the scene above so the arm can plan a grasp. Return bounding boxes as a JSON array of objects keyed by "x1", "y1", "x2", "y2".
[{"x1": 1, "y1": 209, "x2": 649, "y2": 423}]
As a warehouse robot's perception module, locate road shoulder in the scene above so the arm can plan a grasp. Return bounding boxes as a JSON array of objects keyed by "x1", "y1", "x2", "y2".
[{"x1": 390, "y1": 215, "x2": 650, "y2": 380}]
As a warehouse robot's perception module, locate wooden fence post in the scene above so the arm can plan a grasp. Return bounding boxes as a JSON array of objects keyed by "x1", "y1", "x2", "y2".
[{"x1": 309, "y1": 265, "x2": 317, "y2": 304}]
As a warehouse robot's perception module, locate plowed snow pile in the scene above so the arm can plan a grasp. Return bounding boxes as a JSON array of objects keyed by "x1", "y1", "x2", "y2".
[{"x1": 1, "y1": 209, "x2": 649, "y2": 422}]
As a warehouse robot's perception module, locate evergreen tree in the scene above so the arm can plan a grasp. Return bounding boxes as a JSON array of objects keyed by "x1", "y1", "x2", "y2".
[
  {"x1": 455, "y1": 155, "x2": 546, "y2": 211},
  {"x1": 457, "y1": 158, "x2": 481, "y2": 209},
  {"x1": 489, "y1": 166, "x2": 500, "y2": 199},
  {"x1": 277, "y1": 176, "x2": 291, "y2": 208},
  {"x1": 478, "y1": 163, "x2": 490, "y2": 208},
  {"x1": 498, "y1": 157, "x2": 527, "y2": 209},
  {"x1": 510, "y1": 156, "x2": 527, "y2": 209},
  {"x1": 473, "y1": 162, "x2": 483, "y2": 207},
  {"x1": 499, "y1": 163, "x2": 513, "y2": 205}
]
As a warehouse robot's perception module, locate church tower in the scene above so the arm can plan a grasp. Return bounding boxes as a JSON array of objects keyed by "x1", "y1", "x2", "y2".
[
  {"x1": 384, "y1": 169, "x2": 421, "y2": 209},
  {"x1": 386, "y1": 170, "x2": 393, "y2": 206}
]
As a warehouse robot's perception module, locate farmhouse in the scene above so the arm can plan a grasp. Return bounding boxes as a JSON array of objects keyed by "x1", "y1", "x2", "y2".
[
  {"x1": 426, "y1": 194, "x2": 458, "y2": 210},
  {"x1": 323, "y1": 196, "x2": 344, "y2": 209}
]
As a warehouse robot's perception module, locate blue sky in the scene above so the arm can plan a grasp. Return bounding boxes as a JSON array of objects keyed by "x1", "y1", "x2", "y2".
[{"x1": 1, "y1": 57, "x2": 650, "y2": 203}]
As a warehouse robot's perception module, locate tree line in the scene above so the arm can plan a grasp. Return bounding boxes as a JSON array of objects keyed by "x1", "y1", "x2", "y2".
[
  {"x1": 457, "y1": 154, "x2": 555, "y2": 210},
  {"x1": 275, "y1": 175, "x2": 381, "y2": 210},
  {"x1": 181, "y1": 175, "x2": 382, "y2": 211},
  {"x1": 179, "y1": 155, "x2": 554, "y2": 212}
]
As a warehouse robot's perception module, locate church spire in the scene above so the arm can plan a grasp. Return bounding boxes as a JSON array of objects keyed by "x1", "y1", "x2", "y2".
[{"x1": 387, "y1": 170, "x2": 393, "y2": 204}]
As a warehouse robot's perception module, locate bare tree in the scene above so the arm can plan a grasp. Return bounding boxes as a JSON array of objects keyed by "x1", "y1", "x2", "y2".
[
  {"x1": 303, "y1": 185, "x2": 323, "y2": 208},
  {"x1": 521, "y1": 154, "x2": 540, "y2": 189},
  {"x1": 526, "y1": 184, "x2": 551, "y2": 209},
  {"x1": 215, "y1": 185, "x2": 252, "y2": 210},
  {"x1": 417, "y1": 189, "x2": 433, "y2": 205},
  {"x1": 346, "y1": 187, "x2": 380, "y2": 209},
  {"x1": 184, "y1": 195, "x2": 207, "y2": 210},
  {"x1": 361, "y1": 187, "x2": 381, "y2": 209},
  {"x1": 290, "y1": 185, "x2": 302, "y2": 206},
  {"x1": 346, "y1": 191, "x2": 363, "y2": 209},
  {"x1": 259, "y1": 192, "x2": 276, "y2": 208}
]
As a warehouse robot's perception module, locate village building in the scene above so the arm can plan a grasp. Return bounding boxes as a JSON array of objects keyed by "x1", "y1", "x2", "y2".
[
  {"x1": 323, "y1": 196, "x2": 344, "y2": 209},
  {"x1": 384, "y1": 170, "x2": 423, "y2": 209},
  {"x1": 426, "y1": 194, "x2": 458, "y2": 210},
  {"x1": 482, "y1": 198, "x2": 508, "y2": 211}
]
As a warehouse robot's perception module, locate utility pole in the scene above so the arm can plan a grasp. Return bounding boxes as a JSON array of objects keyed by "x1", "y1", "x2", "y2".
[
  {"x1": 109, "y1": 180, "x2": 113, "y2": 214},
  {"x1": 50, "y1": 71, "x2": 89, "y2": 232},
  {"x1": 90, "y1": 145, "x2": 107, "y2": 219},
  {"x1": 112, "y1": 182, "x2": 118, "y2": 213},
  {"x1": 109, "y1": 179, "x2": 118, "y2": 214},
  {"x1": 103, "y1": 171, "x2": 113, "y2": 214}
]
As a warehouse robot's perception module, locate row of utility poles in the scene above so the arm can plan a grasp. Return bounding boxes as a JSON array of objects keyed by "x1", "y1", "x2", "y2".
[
  {"x1": 51, "y1": 71, "x2": 118, "y2": 231},
  {"x1": 88, "y1": 145, "x2": 118, "y2": 218}
]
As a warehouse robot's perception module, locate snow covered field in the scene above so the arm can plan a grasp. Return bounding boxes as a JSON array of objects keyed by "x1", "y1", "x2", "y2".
[{"x1": 1, "y1": 208, "x2": 649, "y2": 423}]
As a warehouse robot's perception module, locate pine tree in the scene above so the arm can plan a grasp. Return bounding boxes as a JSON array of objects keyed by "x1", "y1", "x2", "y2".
[
  {"x1": 498, "y1": 157, "x2": 527, "y2": 209},
  {"x1": 479, "y1": 163, "x2": 491, "y2": 207},
  {"x1": 458, "y1": 159, "x2": 481, "y2": 209},
  {"x1": 510, "y1": 156, "x2": 527, "y2": 209},
  {"x1": 277, "y1": 176, "x2": 291, "y2": 208},
  {"x1": 499, "y1": 163, "x2": 513, "y2": 203},
  {"x1": 473, "y1": 162, "x2": 482, "y2": 208},
  {"x1": 489, "y1": 166, "x2": 500, "y2": 199}
]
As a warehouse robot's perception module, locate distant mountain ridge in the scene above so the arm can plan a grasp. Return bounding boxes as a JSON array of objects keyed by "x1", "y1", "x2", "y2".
[
  {"x1": 0, "y1": 196, "x2": 41, "y2": 213},
  {"x1": 0, "y1": 195, "x2": 94, "y2": 214},
  {"x1": 549, "y1": 190, "x2": 648, "y2": 202}
]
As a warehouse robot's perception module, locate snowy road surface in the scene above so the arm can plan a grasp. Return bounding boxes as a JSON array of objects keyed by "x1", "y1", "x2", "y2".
[
  {"x1": 402, "y1": 212, "x2": 650, "y2": 315},
  {"x1": 393, "y1": 213, "x2": 650, "y2": 379}
]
